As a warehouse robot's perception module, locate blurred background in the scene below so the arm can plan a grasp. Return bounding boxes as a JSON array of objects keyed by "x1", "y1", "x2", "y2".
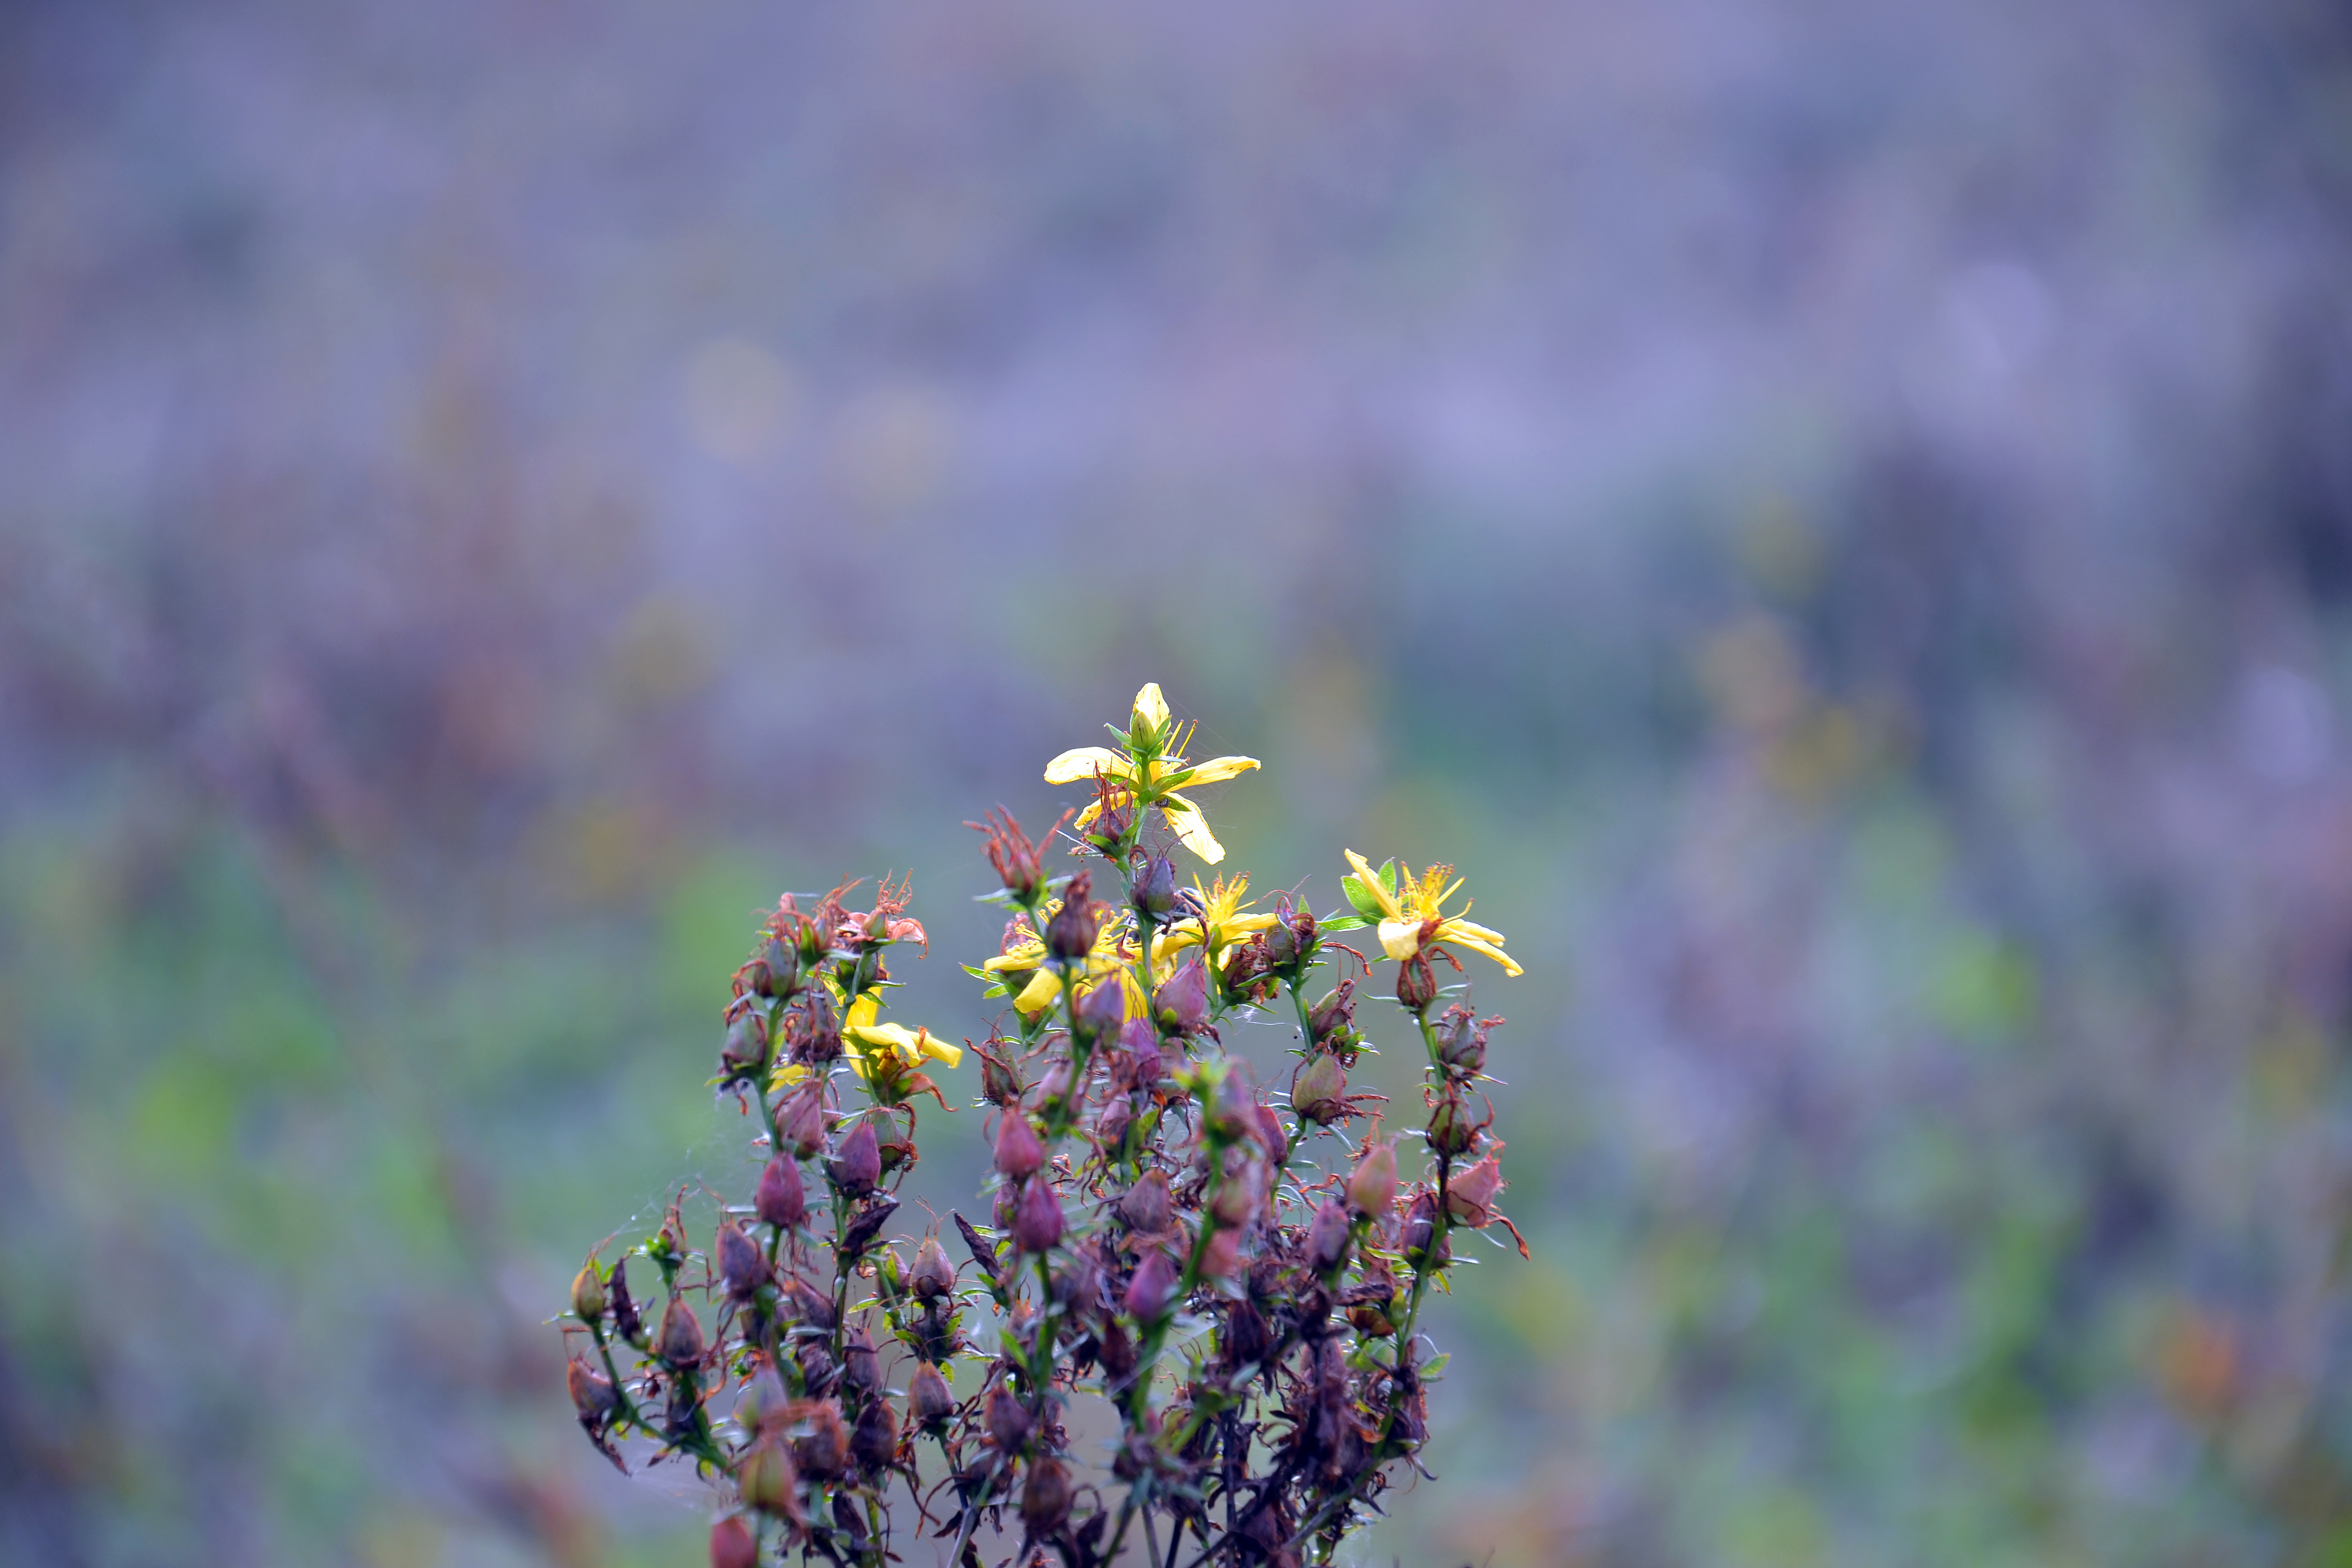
[{"x1": 5, "y1": 0, "x2": 2352, "y2": 1563}]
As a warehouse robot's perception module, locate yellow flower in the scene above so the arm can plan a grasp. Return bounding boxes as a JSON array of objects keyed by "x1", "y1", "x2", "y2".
[
  {"x1": 1341, "y1": 848, "x2": 1522, "y2": 977},
  {"x1": 844, "y1": 991, "x2": 963, "y2": 1071},
  {"x1": 982, "y1": 904, "x2": 1146, "y2": 1019},
  {"x1": 1042, "y1": 682, "x2": 1259, "y2": 863},
  {"x1": 1152, "y1": 873, "x2": 1279, "y2": 967}
]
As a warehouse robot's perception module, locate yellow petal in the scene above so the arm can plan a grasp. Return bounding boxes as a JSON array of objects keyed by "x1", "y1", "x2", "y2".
[
  {"x1": 1343, "y1": 849, "x2": 1406, "y2": 921},
  {"x1": 1160, "y1": 794, "x2": 1224, "y2": 864},
  {"x1": 1377, "y1": 917, "x2": 1423, "y2": 963},
  {"x1": 1014, "y1": 968, "x2": 1063, "y2": 1016},
  {"x1": 1132, "y1": 683, "x2": 1171, "y2": 735},
  {"x1": 1166, "y1": 754, "x2": 1260, "y2": 787},
  {"x1": 848, "y1": 994, "x2": 879, "y2": 1028},
  {"x1": 1438, "y1": 921, "x2": 1522, "y2": 977},
  {"x1": 1222, "y1": 912, "x2": 1281, "y2": 940},
  {"x1": 984, "y1": 946, "x2": 1044, "y2": 974},
  {"x1": 1045, "y1": 746, "x2": 1131, "y2": 786},
  {"x1": 917, "y1": 1030, "x2": 962, "y2": 1068}
]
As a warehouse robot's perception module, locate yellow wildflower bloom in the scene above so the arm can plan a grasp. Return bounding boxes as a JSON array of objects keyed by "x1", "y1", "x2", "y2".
[
  {"x1": 1152, "y1": 873, "x2": 1280, "y2": 967},
  {"x1": 1042, "y1": 682, "x2": 1259, "y2": 863},
  {"x1": 844, "y1": 992, "x2": 963, "y2": 1070},
  {"x1": 983, "y1": 904, "x2": 1147, "y2": 1019},
  {"x1": 1341, "y1": 848, "x2": 1522, "y2": 977}
]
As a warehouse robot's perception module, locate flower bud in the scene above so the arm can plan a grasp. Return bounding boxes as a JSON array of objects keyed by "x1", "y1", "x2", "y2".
[
  {"x1": 1445, "y1": 1149, "x2": 1508, "y2": 1228},
  {"x1": 1251, "y1": 1103, "x2": 1289, "y2": 1167},
  {"x1": 1045, "y1": 874, "x2": 1100, "y2": 962},
  {"x1": 1198, "y1": 1226, "x2": 1243, "y2": 1281},
  {"x1": 1124, "y1": 1248, "x2": 1177, "y2": 1320},
  {"x1": 776, "y1": 1088, "x2": 827, "y2": 1160},
  {"x1": 711, "y1": 1515, "x2": 760, "y2": 1568},
  {"x1": 755, "y1": 1154, "x2": 807, "y2": 1229},
  {"x1": 737, "y1": 1363, "x2": 790, "y2": 1436},
  {"x1": 794, "y1": 1400, "x2": 849, "y2": 1478},
  {"x1": 907, "y1": 1360, "x2": 955, "y2": 1432},
  {"x1": 1305, "y1": 1199, "x2": 1353, "y2": 1275},
  {"x1": 1118, "y1": 1017, "x2": 1163, "y2": 1083},
  {"x1": 994, "y1": 1112, "x2": 1044, "y2": 1180},
  {"x1": 1395, "y1": 953, "x2": 1438, "y2": 1013},
  {"x1": 911, "y1": 1236, "x2": 957, "y2": 1300},
  {"x1": 716, "y1": 1220, "x2": 769, "y2": 1300},
  {"x1": 656, "y1": 1293, "x2": 706, "y2": 1367},
  {"x1": 1426, "y1": 1090, "x2": 1481, "y2": 1158},
  {"x1": 977, "y1": 1043, "x2": 1024, "y2": 1107},
  {"x1": 1095, "y1": 1093, "x2": 1134, "y2": 1152},
  {"x1": 568, "y1": 1357, "x2": 621, "y2": 1420},
  {"x1": 799, "y1": 989, "x2": 843, "y2": 1063},
  {"x1": 571, "y1": 1260, "x2": 607, "y2": 1322},
  {"x1": 737, "y1": 1439, "x2": 800, "y2": 1519},
  {"x1": 1262, "y1": 918, "x2": 1297, "y2": 969},
  {"x1": 985, "y1": 1385, "x2": 1034, "y2": 1453},
  {"x1": 1131, "y1": 854, "x2": 1179, "y2": 919},
  {"x1": 828, "y1": 1116, "x2": 881, "y2": 1196},
  {"x1": 1401, "y1": 1191, "x2": 1450, "y2": 1270},
  {"x1": 1437, "y1": 1008, "x2": 1487, "y2": 1076},
  {"x1": 755, "y1": 935, "x2": 800, "y2": 998},
  {"x1": 851, "y1": 1396, "x2": 898, "y2": 1472},
  {"x1": 1116, "y1": 1169, "x2": 1172, "y2": 1234},
  {"x1": 1154, "y1": 957, "x2": 1210, "y2": 1035},
  {"x1": 1346, "y1": 1139, "x2": 1398, "y2": 1217},
  {"x1": 841, "y1": 1323, "x2": 881, "y2": 1396},
  {"x1": 1099, "y1": 1317, "x2": 1139, "y2": 1380},
  {"x1": 1021, "y1": 1456, "x2": 1074, "y2": 1533},
  {"x1": 867, "y1": 1109, "x2": 916, "y2": 1174},
  {"x1": 722, "y1": 1009, "x2": 772, "y2": 1076},
  {"x1": 1074, "y1": 975, "x2": 1128, "y2": 1043},
  {"x1": 1307, "y1": 981, "x2": 1356, "y2": 1045},
  {"x1": 1291, "y1": 1052, "x2": 1347, "y2": 1126},
  {"x1": 1210, "y1": 1152, "x2": 1267, "y2": 1229},
  {"x1": 1204, "y1": 1069, "x2": 1255, "y2": 1143},
  {"x1": 1012, "y1": 1175, "x2": 1064, "y2": 1254}
]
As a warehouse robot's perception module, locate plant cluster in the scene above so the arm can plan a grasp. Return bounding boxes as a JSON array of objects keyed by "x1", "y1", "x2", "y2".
[{"x1": 561, "y1": 684, "x2": 1526, "y2": 1568}]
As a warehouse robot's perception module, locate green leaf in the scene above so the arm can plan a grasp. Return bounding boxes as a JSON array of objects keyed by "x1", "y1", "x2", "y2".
[
  {"x1": 1341, "y1": 876, "x2": 1385, "y2": 920},
  {"x1": 1319, "y1": 915, "x2": 1369, "y2": 932}
]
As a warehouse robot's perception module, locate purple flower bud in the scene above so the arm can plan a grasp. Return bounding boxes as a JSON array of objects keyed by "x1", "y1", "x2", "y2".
[
  {"x1": 1305, "y1": 1199, "x2": 1353, "y2": 1274},
  {"x1": 1124, "y1": 1248, "x2": 1177, "y2": 1320},
  {"x1": 994, "y1": 1112, "x2": 1043, "y2": 1180},
  {"x1": 1116, "y1": 1169, "x2": 1172, "y2": 1234},
  {"x1": 1291, "y1": 1052, "x2": 1347, "y2": 1125},
  {"x1": 829, "y1": 1116, "x2": 881, "y2": 1196},
  {"x1": 1347, "y1": 1139, "x2": 1399, "y2": 1217},
  {"x1": 910, "y1": 1236, "x2": 957, "y2": 1300},
  {"x1": 1012, "y1": 1175, "x2": 1063, "y2": 1254},
  {"x1": 1119, "y1": 1017, "x2": 1163, "y2": 1083},
  {"x1": 1131, "y1": 854, "x2": 1178, "y2": 919},
  {"x1": 851, "y1": 1395, "x2": 897, "y2": 1472},
  {"x1": 776, "y1": 1088, "x2": 827, "y2": 1160},
  {"x1": 755, "y1": 1154, "x2": 806, "y2": 1229},
  {"x1": 716, "y1": 1220, "x2": 769, "y2": 1299},
  {"x1": 712, "y1": 1514, "x2": 761, "y2": 1568},
  {"x1": 986, "y1": 1385, "x2": 1034, "y2": 1453},
  {"x1": 656, "y1": 1292, "x2": 706, "y2": 1366},
  {"x1": 1154, "y1": 956, "x2": 1211, "y2": 1035},
  {"x1": 1045, "y1": 874, "x2": 1100, "y2": 962},
  {"x1": 906, "y1": 1360, "x2": 955, "y2": 1431},
  {"x1": 1074, "y1": 974, "x2": 1128, "y2": 1042},
  {"x1": 1021, "y1": 1456, "x2": 1074, "y2": 1532}
]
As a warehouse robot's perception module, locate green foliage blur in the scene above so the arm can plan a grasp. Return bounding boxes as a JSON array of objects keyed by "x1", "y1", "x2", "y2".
[{"x1": 5, "y1": 1, "x2": 2351, "y2": 1565}]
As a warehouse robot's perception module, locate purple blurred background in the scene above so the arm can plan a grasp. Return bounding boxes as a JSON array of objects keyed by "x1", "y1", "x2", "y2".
[{"x1": 5, "y1": 1, "x2": 2351, "y2": 1563}]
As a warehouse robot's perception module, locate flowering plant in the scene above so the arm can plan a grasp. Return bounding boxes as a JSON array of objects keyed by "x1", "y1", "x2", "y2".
[{"x1": 561, "y1": 684, "x2": 1525, "y2": 1568}]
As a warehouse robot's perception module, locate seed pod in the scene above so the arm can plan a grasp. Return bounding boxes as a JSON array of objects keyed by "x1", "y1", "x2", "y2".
[
  {"x1": 906, "y1": 1360, "x2": 955, "y2": 1432},
  {"x1": 1305, "y1": 1199, "x2": 1353, "y2": 1275},
  {"x1": 985, "y1": 1385, "x2": 1034, "y2": 1453},
  {"x1": 1346, "y1": 1138, "x2": 1399, "y2": 1217},
  {"x1": 829, "y1": 1116, "x2": 881, "y2": 1197},
  {"x1": 994, "y1": 1112, "x2": 1044, "y2": 1180},
  {"x1": 1395, "y1": 954, "x2": 1438, "y2": 1013},
  {"x1": 910, "y1": 1236, "x2": 957, "y2": 1300},
  {"x1": 1012, "y1": 1175, "x2": 1064, "y2": 1254},
  {"x1": 797, "y1": 1341, "x2": 839, "y2": 1400},
  {"x1": 794, "y1": 1399, "x2": 850, "y2": 1478},
  {"x1": 755, "y1": 1154, "x2": 806, "y2": 1229},
  {"x1": 755, "y1": 935, "x2": 799, "y2": 999},
  {"x1": 1401, "y1": 1191, "x2": 1449, "y2": 1270},
  {"x1": 1074, "y1": 974, "x2": 1128, "y2": 1043},
  {"x1": 868, "y1": 1109, "x2": 916, "y2": 1174},
  {"x1": 1436, "y1": 1008, "x2": 1487, "y2": 1075},
  {"x1": 977, "y1": 1043, "x2": 1024, "y2": 1107},
  {"x1": 1131, "y1": 854, "x2": 1178, "y2": 919},
  {"x1": 716, "y1": 1221, "x2": 769, "y2": 1300},
  {"x1": 1154, "y1": 957, "x2": 1210, "y2": 1035},
  {"x1": 570, "y1": 1260, "x2": 607, "y2": 1322},
  {"x1": 1124, "y1": 1248, "x2": 1177, "y2": 1320},
  {"x1": 800, "y1": 988, "x2": 843, "y2": 1062},
  {"x1": 1097, "y1": 1094, "x2": 1135, "y2": 1153},
  {"x1": 851, "y1": 1395, "x2": 898, "y2": 1472},
  {"x1": 1223, "y1": 1299, "x2": 1271, "y2": 1368},
  {"x1": 656, "y1": 1293, "x2": 706, "y2": 1367},
  {"x1": 1099, "y1": 1317, "x2": 1139, "y2": 1380},
  {"x1": 1045, "y1": 875, "x2": 1100, "y2": 962},
  {"x1": 840, "y1": 1323, "x2": 881, "y2": 1396},
  {"x1": 722, "y1": 1009, "x2": 772, "y2": 1075},
  {"x1": 1445, "y1": 1149, "x2": 1507, "y2": 1228},
  {"x1": 737, "y1": 1362, "x2": 790, "y2": 1436},
  {"x1": 567, "y1": 1357, "x2": 620, "y2": 1420},
  {"x1": 1426, "y1": 1090, "x2": 1480, "y2": 1158},
  {"x1": 831, "y1": 1490, "x2": 870, "y2": 1549},
  {"x1": 1252, "y1": 1103, "x2": 1290, "y2": 1167},
  {"x1": 1198, "y1": 1226, "x2": 1243, "y2": 1281},
  {"x1": 711, "y1": 1514, "x2": 761, "y2": 1568},
  {"x1": 1291, "y1": 1052, "x2": 1348, "y2": 1126},
  {"x1": 1307, "y1": 981, "x2": 1356, "y2": 1045},
  {"x1": 1118, "y1": 1017, "x2": 1163, "y2": 1083},
  {"x1": 1210, "y1": 1149, "x2": 1267, "y2": 1228},
  {"x1": 1021, "y1": 1456, "x2": 1074, "y2": 1533},
  {"x1": 781, "y1": 1274, "x2": 837, "y2": 1333},
  {"x1": 1262, "y1": 918, "x2": 1298, "y2": 969},
  {"x1": 1117, "y1": 1168, "x2": 1172, "y2": 1234},
  {"x1": 737, "y1": 1438, "x2": 800, "y2": 1519},
  {"x1": 776, "y1": 1088, "x2": 827, "y2": 1160}
]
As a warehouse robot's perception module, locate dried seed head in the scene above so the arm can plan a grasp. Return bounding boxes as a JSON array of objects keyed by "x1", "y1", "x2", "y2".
[
  {"x1": 1305, "y1": 1198, "x2": 1353, "y2": 1275},
  {"x1": 994, "y1": 1111, "x2": 1044, "y2": 1180},
  {"x1": 1445, "y1": 1148, "x2": 1508, "y2": 1228},
  {"x1": 1154, "y1": 956, "x2": 1210, "y2": 1036},
  {"x1": 841, "y1": 1322, "x2": 881, "y2": 1395},
  {"x1": 1291, "y1": 1051, "x2": 1348, "y2": 1126},
  {"x1": 567, "y1": 1357, "x2": 620, "y2": 1420},
  {"x1": 906, "y1": 1360, "x2": 955, "y2": 1432},
  {"x1": 976, "y1": 1041, "x2": 1024, "y2": 1106},
  {"x1": 828, "y1": 1116, "x2": 881, "y2": 1197},
  {"x1": 776, "y1": 1087, "x2": 827, "y2": 1160},
  {"x1": 1426, "y1": 1090, "x2": 1482, "y2": 1158},
  {"x1": 1012, "y1": 1175, "x2": 1064, "y2": 1254},
  {"x1": 656, "y1": 1293, "x2": 706, "y2": 1367},
  {"x1": 1346, "y1": 1138, "x2": 1399, "y2": 1217},
  {"x1": 710, "y1": 1515, "x2": 761, "y2": 1568},
  {"x1": 716, "y1": 1220, "x2": 769, "y2": 1300},
  {"x1": 1436, "y1": 1007, "x2": 1488, "y2": 1076},
  {"x1": 985, "y1": 1384, "x2": 1034, "y2": 1453},
  {"x1": 1307, "y1": 980, "x2": 1356, "y2": 1046},
  {"x1": 1021, "y1": 1456, "x2": 1074, "y2": 1533},
  {"x1": 1117, "y1": 1169, "x2": 1173, "y2": 1234},
  {"x1": 570, "y1": 1260, "x2": 607, "y2": 1322},
  {"x1": 755, "y1": 1154, "x2": 806, "y2": 1230},
  {"x1": 793, "y1": 1399, "x2": 850, "y2": 1478},
  {"x1": 851, "y1": 1395, "x2": 898, "y2": 1472},
  {"x1": 755, "y1": 935, "x2": 799, "y2": 999},
  {"x1": 1124, "y1": 1248, "x2": 1177, "y2": 1321},
  {"x1": 737, "y1": 1439, "x2": 800, "y2": 1519},
  {"x1": 910, "y1": 1236, "x2": 957, "y2": 1300},
  {"x1": 1395, "y1": 953, "x2": 1439, "y2": 1013}
]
